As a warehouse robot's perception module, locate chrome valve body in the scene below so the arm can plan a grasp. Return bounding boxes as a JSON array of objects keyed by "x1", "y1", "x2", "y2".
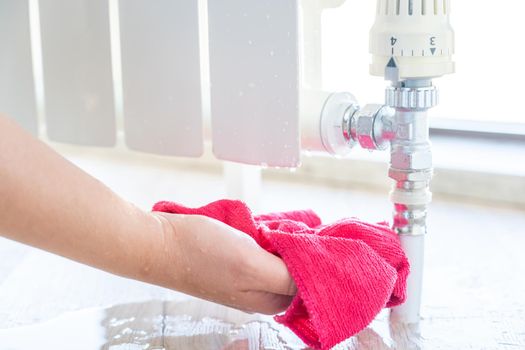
[
  {"x1": 320, "y1": 79, "x2": 438, "y2": 237},
  {"x1": 319, "y1": 80, "x2": 438, "y2": 324},
  {"x1": 387, "y1": 80, "x2": 436, "y2": 237}
]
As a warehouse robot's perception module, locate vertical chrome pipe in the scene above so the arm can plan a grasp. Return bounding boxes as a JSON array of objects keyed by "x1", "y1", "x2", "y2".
[
  {"x1": 387, "y1": 80, "x2": 436, "y2": 323},
  {"x1": 316, "y1": 79, "x2": 439, "y2": 323}
]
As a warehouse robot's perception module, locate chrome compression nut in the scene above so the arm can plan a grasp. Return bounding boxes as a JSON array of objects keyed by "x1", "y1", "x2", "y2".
[
  {"x1": 356, "y1": 104, "x2": 395, "y2": 151},
  {"x1": 388, "y1": 168, "x2": 433, "y2": 182},
  {"x1": 385, "y1": 86, "x2": 438, "y2": 109},
  {"x1": 390, "y1": 147, "x2": 433, "y2": 170}
]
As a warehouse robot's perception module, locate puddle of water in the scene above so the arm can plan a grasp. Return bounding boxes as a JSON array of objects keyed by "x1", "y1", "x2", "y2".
[
  {"x1": 0, "y1": 300, "x2": 308, "y2": 350},
  {"x1": 0, "y1": 307, "x2": 105, "y2": 350}
]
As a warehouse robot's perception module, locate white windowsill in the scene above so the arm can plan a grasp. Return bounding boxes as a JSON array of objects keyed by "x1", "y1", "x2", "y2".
[{"x1": 50, "y1": 134, "x2": 525, "y2": 210}]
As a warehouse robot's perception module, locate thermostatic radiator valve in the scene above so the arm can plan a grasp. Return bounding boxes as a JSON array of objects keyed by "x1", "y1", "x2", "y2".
[{"x1": 319, "y1": 0, "x2": 455, "y2": 324}]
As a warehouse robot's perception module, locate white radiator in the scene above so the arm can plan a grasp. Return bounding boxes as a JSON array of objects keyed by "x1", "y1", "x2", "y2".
[{"x1": 0, "y1": 0, "x2": 338, "y2": 168}]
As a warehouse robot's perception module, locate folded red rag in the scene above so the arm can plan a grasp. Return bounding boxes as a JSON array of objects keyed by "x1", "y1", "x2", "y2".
[{"x1": 153, "y1": 199, "x2": 409, "y2": 350}]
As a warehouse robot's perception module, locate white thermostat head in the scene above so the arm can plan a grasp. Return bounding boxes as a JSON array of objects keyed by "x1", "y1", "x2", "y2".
[{"x1": 370, "y1": 0, "x2": 455, "y2": 80}]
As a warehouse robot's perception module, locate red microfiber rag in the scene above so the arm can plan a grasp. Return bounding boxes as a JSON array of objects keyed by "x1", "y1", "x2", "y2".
[{"x1": 153, "y1": 199, "x2": 409, "y2": 350}]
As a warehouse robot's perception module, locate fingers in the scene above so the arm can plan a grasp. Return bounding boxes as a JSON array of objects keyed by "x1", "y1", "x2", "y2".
[
  {"x1": 239, "y1": 291, "x2": 294, "y2": 315},
  {"x1": 267, "y1": 254, "x2": 297, "y2": 296},
  {"x1": 248, "y1": 251, "x2": 297, "y2": 297},
  {"x1": 259, "y1": 293, "x2": 294, "y2": 315},
  {"x1": 152, "y1": 212, "x2": 296, "y2": 315}
]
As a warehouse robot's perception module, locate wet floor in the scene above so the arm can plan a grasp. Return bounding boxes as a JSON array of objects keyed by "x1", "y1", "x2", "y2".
[
  {"x1": 0, "y1": 300, "x2": 308, "y2": 350},
  {"x1": 0, "y1": 297, "x2": 431, "y2": 350},
  {"x1": 1, "y1": 158, "x2": 524, "y2": 349}
]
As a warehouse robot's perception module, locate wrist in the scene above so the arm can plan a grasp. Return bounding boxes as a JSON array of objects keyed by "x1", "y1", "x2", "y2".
[{"x1": 137, "y1": 211, "x2": 184, "y2": 289}]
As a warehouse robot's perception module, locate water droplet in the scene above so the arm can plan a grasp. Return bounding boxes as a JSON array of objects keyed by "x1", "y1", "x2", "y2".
[
  {"x1": 121, "y1": 327, "x2": 133, "y2": 335},
  {"x1": 269, "y1": 50, "x2": 275, "y2": 57}
]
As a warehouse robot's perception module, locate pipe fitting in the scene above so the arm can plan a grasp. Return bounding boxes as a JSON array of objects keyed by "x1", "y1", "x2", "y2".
[
  {"x1": 319, "y1": 92, "x2": 359, "y2": 156},
  {"x1": 388, "y1": 168, "x2": 433, "y2": 182},
  {"x1": 356, "y1": 104, "x2": 395, "y2": 151},
  {"x1": 385, "y1": 85, "x2": 438, "y2": 109},
  {"x1": 320, "y1": 95, "x2": 397, "y2": 155},
  {"x1": 391, "y1": 147, "x2": 433, "y2": 170}
]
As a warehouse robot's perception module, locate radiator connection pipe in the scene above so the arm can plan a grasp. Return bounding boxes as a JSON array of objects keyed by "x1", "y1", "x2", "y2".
[
  {"x1": 312, "y1": 0, "x2": 454, "y2": 323},
  {"x1": 317, "y1": 77, "x2": 438, "y2": 323},
  {"x1": 386, "y1": 79, "x2": 437, "y2": 323}
]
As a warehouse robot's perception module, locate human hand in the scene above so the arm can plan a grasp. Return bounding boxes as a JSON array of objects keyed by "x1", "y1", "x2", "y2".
[
  {"x1": 0, "y1": 114, "x2": 292, "y2": 316},
  {"x1": 149, "y1": 212, "x2": 297, "y2": 315}
]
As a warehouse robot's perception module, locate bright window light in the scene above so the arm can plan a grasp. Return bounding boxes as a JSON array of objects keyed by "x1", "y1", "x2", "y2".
[{"x1": 322, "y1": 1, "x2": 525, "y2": 124}]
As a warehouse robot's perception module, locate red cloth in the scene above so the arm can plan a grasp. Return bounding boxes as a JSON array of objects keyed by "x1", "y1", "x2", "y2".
[{"x1": 153, "y1": 199, "x2": 409, "y2": 350}]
